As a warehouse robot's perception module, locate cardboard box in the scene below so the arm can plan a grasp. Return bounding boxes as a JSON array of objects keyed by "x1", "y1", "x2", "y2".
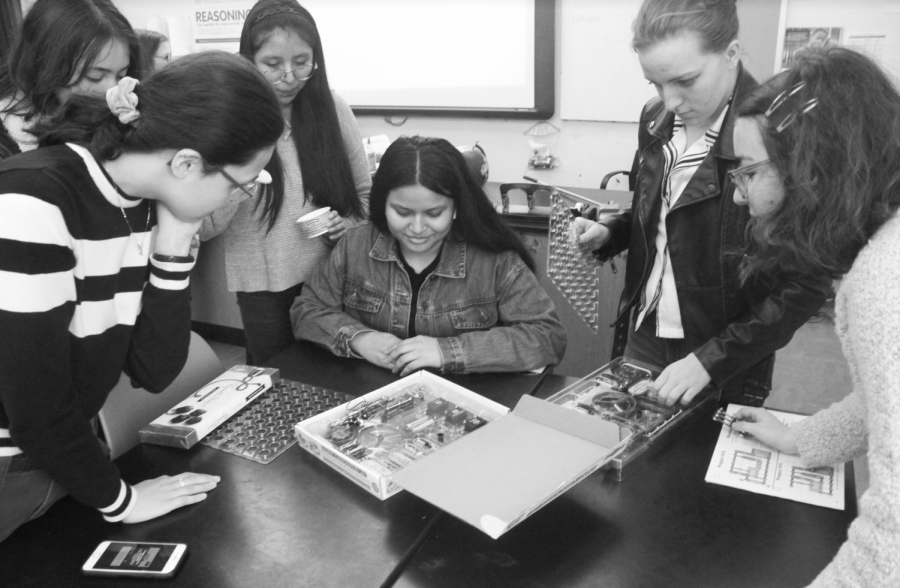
[
  {"x1": 139, "y1": 365, "x2": 279, "y2": 449},
  {"x1": 294, "y1": 370, "x2": 628, "y2": 539}
]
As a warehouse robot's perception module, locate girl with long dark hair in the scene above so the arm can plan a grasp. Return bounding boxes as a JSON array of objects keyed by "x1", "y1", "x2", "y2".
[
  {"x1": 291, "y1": 136, "x2": 566, "y2": 375},
  {"x1": 0, "y1": 51, "x2": 283, "y2": 541},
  {"x1": 0, "y1": 0, "x2": 140, "y2": 159},
  {"x1": 200, "y1": 0, "x2": 371, "y2": 365}
]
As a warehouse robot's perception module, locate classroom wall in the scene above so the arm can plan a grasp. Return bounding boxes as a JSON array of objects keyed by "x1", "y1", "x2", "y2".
[
  {"x1": 106, "y1": 0, "x2": 778, "y2": 191},
  {"x1": 98, "y1": 0, "x2": 895, "y2": 332},
  {"x1": 25, "y1": 0, "x2": 898, "y2": 187}
]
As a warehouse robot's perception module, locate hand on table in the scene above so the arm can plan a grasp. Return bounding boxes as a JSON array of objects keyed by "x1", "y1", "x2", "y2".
[
  {"x1": 653, "y1": 353, "x2": 712, "y2": 406},
  {"x1": 123, "y1": 473, "x2": 221, "y2": 524},
  {"x1": 385, "y1": 336, "x2": 443, "y2": 376},
  {"x1": 349, "y1": 331, "x2": 403, "y2": 370},
  {"x1": 731, "y1": 408, "x2": 799, "y2": 454},
  {"x1": 569, "y1": 217, "x2": 611, "y2": 251},
  {"x1": 321, "y1": 210, "x2": 349, "y2": 245}
]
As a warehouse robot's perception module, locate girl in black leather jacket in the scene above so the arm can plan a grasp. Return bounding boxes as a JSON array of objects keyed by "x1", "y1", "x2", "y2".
[{"x1": 572, "y1": 0, "x2": 830, "y2": 407}]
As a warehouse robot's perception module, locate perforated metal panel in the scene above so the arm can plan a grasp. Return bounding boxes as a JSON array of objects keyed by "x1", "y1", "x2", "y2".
[{"x1": 548, "y1": 190, "x2": 603, "y2": 333}]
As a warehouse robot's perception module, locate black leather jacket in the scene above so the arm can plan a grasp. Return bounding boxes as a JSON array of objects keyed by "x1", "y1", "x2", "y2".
[{"x1": 596, "y1": 65, "x2": 830, "y2": 403}]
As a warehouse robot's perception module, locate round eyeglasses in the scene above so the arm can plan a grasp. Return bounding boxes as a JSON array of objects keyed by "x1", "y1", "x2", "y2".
[
  {"x1": 262, "y1": 62, "x2": 317, "y2": 85},
  {"x1": 216, "y1": 166, "x2": 273, "y2": 202},
  {"x1": 727, "y1": 159, "x2": 772, "y2": 196}
]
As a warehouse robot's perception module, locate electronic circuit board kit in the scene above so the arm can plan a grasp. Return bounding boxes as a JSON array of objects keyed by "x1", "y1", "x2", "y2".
[
  {"x1": 294, "y1": 370, "x2": 508, "y2": 499},
  {"x1": 545, "y1": 357, "x2": 717, "y2": 479}
]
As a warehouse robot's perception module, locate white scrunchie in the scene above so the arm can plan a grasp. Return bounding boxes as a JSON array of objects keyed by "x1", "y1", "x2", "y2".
[{"x1": 106, "y1": 77, "x2": 140, "y2": 125}]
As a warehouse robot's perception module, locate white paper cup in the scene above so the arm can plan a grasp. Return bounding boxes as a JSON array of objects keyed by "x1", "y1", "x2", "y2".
[{"x1": 296, "y1": 207, "x2": 331, "y2": 239}]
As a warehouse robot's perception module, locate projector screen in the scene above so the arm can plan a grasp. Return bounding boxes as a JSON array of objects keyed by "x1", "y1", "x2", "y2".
[{"x1": 302, "y1": 0, "x2": 554, "y2": 118}]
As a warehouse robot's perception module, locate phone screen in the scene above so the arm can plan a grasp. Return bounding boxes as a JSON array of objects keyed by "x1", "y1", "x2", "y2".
[{"x1": 93, "y1": 542, "x2": 180, "y2": 572}]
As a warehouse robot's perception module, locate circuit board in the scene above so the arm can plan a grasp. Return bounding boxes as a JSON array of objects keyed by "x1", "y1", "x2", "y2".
[{"x1": 323, "y1": 383, "x2": 491, "y2": 475}]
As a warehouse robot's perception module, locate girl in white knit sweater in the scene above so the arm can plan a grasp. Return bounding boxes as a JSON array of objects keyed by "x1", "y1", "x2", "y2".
[{"x1": 729, "y1": 47, "x2": 900, "y2": 587}]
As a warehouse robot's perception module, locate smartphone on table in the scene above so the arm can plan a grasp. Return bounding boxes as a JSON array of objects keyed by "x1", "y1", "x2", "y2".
[{"x1": 82, "y1": 541, "x2": 187, "y2": 579}]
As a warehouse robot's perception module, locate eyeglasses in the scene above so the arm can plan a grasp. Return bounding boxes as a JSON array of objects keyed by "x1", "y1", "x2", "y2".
[
  {"x1": 262, "y1": 62, "x2": 317, "y2": 85},
  {"x1": 728, "y1": 159, "x2": 772, "y2": 196},
  {"x1": 215, "y1": 165, "x2": 273, "y2": 202},
  {"x1": 166, "y1": 157, "x2": 273, "y2": 202}
]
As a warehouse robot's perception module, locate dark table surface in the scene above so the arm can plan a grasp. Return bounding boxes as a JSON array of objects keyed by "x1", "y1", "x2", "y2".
[{"x1": 0, "y1": 341, "x2": 857, "y2": 588}]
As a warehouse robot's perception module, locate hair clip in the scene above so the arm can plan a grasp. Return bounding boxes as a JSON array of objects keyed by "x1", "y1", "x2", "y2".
[
  {"x1": 765, "y1": 82, "x2": 819, "y2": 133},
  {"x1": 253, "y1": 7, "x2": 300, "y2": 23}
]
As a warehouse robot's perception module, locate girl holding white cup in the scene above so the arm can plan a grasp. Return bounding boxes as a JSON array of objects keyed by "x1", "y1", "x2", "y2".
[{"x1": 200, "y1": 0, "x2": 370, "y2": 365}]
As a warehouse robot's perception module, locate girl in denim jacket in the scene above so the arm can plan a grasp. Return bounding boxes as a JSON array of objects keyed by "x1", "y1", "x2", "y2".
[{"x1": 290, "y1": 136, "x2": 566, "y2": 375}]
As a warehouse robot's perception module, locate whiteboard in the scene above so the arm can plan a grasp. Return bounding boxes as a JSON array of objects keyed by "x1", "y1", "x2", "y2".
[{"x1": 561, "y1": 0, "x2": 656, "y2": 122}]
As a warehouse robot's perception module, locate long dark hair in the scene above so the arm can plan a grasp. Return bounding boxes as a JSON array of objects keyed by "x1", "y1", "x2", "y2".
[
  {"x1": 240, "y1": 0, "x2": 363, "y2": 231},
  {"x1": 35, "y1": 51, "x2": 283, "y2": 170},
  {"x1": 369, "y1": 136, "x2": 535, "y2": 273},
  {"x1": 0, "y1": 0, "x2": 141, "y2": 118},
  {"x1": 737, "y1": 46, "x2": 900, "y2": 281},
  {"x1": 632, "y1": 0, "x2": 738, "y2": 53}
]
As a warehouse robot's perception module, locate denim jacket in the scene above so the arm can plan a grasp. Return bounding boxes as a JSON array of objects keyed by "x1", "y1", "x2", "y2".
[{"x1": 290, "y1": 223, "x2": 566, "y2": 373}]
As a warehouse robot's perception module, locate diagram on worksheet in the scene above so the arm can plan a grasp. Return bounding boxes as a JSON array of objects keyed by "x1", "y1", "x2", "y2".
[{"x1": 705, "y1": 404, "x2": 845, "y2": 510}]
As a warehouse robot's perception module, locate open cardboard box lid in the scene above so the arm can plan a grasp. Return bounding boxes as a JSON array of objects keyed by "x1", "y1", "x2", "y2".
[{"x1": 392, "y1": 394, "x2": 630, "y2": 539}]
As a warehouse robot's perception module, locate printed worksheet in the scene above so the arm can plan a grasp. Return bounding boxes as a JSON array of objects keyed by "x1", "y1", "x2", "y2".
[{"x1": 705, "y1": 404, "x2": 845, "y2": 510}]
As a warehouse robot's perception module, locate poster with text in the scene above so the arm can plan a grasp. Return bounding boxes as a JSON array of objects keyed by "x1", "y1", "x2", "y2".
[
  {"x1": 781, "y1": 27, "x2": 843, "y2": 70},
  {"x1": 191, "y1": 0, "x2": 253, "y2": 53}
]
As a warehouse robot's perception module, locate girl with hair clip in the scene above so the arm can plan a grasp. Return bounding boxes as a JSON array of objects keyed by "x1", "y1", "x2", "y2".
[
  {"x1": 729, "y1": 47, "x2": 900, "y2": 587},
  {"x1": 571, "y1": 0, "x2": 831, "y2": 408},
  {"x1": 0, "y1": 51, "x2": 283, "y2": 541},
  {"x1": 0, "y1": 0, "x2": 141, "y2": 159},
  {"x1": 200, "y1": 0, "x2": 371, "y2": 366},
  {"x1": 290, "y1": 136, "x2": 566, "y2": 375},
  {"x1": 135, "y1": 29, "x2": 171, "y2": 74}
]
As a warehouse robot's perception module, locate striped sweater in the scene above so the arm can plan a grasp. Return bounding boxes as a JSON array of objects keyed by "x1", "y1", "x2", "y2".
[{"x1": 0, "y1": 143, "x2": 195, "y2": 522}]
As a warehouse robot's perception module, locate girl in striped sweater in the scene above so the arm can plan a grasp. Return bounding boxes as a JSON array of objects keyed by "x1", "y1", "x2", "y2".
[{"x1": 0, "y1": 51, "x2": 283, "y2": 541}]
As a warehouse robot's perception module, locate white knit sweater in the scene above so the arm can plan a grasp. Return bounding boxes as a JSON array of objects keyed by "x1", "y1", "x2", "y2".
[
  {"x1": 200, "y1": 92, "x2": 371, "y2": 292},
  {"x1": 791, "y1": 213, "x2": 900, "y2": 587}
]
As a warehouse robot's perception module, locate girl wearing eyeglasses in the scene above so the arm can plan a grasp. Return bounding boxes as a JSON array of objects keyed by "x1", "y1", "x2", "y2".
[
  {"x1": 136, "y1": 29, "x2": 171, "y2": 75},
  {"x1": 730, "y1": 47, "x2": 900, "y2": 587},
  {"x1": 200, "y1": 0, "x2": 371, "y2": 366},
  {"x1": 0, "y1": 51, "x2": 283, "y2": 541},
  {"x1": 0, "y1": 0, "x2": 142, "y2": 160},
  {"x1": 571, "y1": 0, "x2": 831, "y2": 408}
]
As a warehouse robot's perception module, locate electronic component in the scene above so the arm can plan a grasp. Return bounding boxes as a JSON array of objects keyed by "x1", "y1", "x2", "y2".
[
  {"x1": 426, "y1": 398, "x2": 454, "y2": 417},
  {"x1": 592, "y1": 391, "x2": 638, "y2": 419},
  {"x1": 446, "y1": 408, "x2": 468, "y2": 425},
  {"x1": 463, "y1": 416, "x2": 487, "y2": 433}
]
